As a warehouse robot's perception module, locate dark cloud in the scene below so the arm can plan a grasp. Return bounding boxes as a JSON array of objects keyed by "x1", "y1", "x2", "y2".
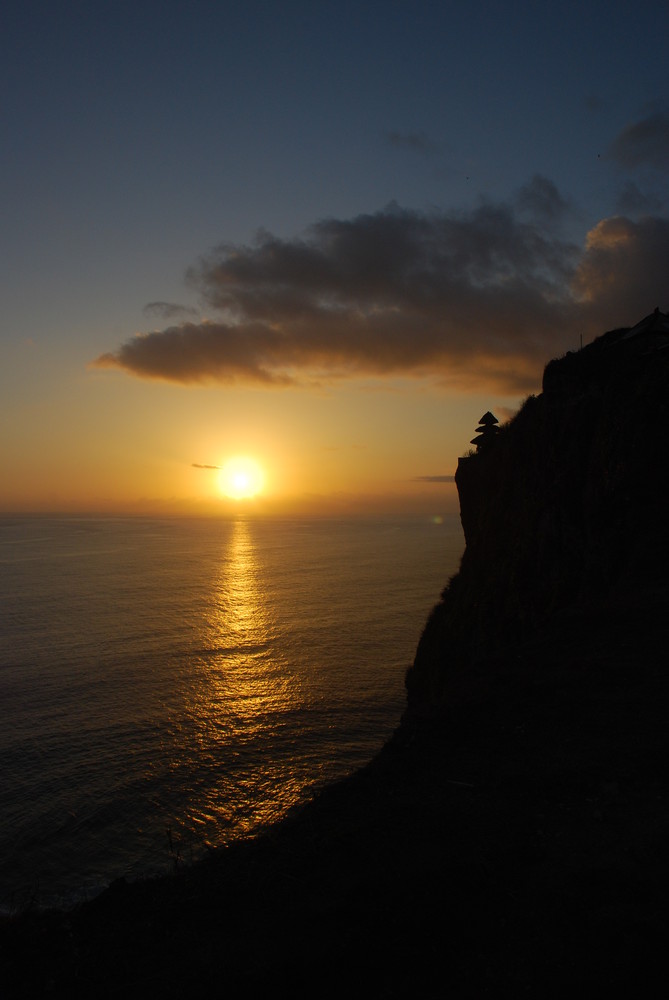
[
  {"x1": 573, "y1": 215, "x2": 669, "y2": 330},
  {"x1": 583, "y1": 93, "x2": 608, "y2": 114},
  {"x1": 413, "y1": 475, "x2": 456, "y2": 483},
  {"x1": 143, "y1": 301, "x2": 199, "y2": 320},
  {"x1": 192, "y1": 463, "x2": 221, "y2": 469},
  {"x1": 93, "y1": 189, "x2": 668, "y2": 394},
  {"x1": 608, "y1": 111, "x2": 669, "y2": 171},
  {"x1": 96, "y1": 321, "x2": 297, "y2": 386},
  {"x1": 384, "y1": 130, "x2": 441, "y2": 156},
  {"x1": 515, "y1": 175, "x2": 569, "y2": 223},
  {"x1": 615, "y1": 180, "x2": 664, "y2": 216}
]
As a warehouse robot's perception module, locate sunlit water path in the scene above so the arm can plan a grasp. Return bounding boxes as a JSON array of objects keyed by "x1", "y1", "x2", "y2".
[{"x1": 0, "y1": 514, "x2": 463, "y2": 910}]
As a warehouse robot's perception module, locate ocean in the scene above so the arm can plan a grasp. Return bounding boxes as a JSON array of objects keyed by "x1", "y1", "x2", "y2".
[{"x1": 0, "y1": 513, "x2": 463, "y2": 911}]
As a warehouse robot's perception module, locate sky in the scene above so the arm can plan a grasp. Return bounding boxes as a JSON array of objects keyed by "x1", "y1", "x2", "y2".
[{"x1": 2, "y1": 0, "x2": 668, "y2": 515}]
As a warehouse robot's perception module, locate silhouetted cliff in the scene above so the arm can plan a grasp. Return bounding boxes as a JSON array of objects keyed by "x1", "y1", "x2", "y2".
[{"x1": 407, "y1": 310, "x2": 669, "y2": 713}]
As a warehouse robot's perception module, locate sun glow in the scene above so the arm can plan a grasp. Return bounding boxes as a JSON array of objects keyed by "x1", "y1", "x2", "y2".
[{"x1": 219, "y1": 457, "x2": 265, "y2": 500}]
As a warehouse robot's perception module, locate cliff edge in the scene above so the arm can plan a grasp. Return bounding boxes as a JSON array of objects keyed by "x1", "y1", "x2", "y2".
[{"x1": 407, "y1": 309, "x2": 669, "y2": 714}]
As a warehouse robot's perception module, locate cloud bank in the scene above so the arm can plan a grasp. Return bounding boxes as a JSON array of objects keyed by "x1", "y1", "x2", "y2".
[{"x1": 94, "y1": 162, "x2": 669, "y2": 395}]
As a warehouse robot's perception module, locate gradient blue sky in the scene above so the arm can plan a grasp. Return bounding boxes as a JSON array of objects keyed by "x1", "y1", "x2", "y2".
[{"x1": 2, "y1": 0, "x2": 667, "y2": 513}]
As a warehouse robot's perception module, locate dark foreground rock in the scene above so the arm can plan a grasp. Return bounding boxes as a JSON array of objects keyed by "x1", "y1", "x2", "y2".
[
  {"x1": 3, "y1": 314, "x2": 669, "y2": 997},
  {"x1": 4, "y1": 601, "x2": 669, "y2": 997}
]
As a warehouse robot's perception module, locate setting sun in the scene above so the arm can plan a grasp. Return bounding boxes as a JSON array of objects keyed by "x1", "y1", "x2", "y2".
[{"x1": 218, "y1": 457, "x2": 265, "y2": 500}]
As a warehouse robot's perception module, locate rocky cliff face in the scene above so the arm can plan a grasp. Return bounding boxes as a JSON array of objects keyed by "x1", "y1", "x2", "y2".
[{"x1": 406, "y1": 311, "x2": 669, "y2": 714}]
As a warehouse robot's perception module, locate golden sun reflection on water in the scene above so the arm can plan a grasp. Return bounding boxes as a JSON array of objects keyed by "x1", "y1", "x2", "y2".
[
  {"x1": 181, "y1": 519, "x2": 306, "y2": 842},
  {"x1": 202, "y1": 518, "x2": 298, "y2": 727}
]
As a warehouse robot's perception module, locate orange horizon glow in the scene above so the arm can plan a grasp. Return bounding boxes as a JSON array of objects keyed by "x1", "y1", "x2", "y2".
[{"x1": 0, "y1": 371, "x2": 508, "y2": 518}]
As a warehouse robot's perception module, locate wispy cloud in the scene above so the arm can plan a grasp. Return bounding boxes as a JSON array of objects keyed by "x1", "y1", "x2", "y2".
[
  {"x1": 615, "y1": 180, "x2": 664, "y2": 216},
  {"x1": 413, "y1": 475, "x2": 456, "y2": 483},
  {"x1": 608, "y1": 110, "x2": 669, "y2": 172},
  {"x1": 607, "y1": 111, "x2": 669, "y2": 220},
  {"x1": 583, "y1": 93, "x2": 609, "y2": 114},
  {"x1": 515, "y1": 174, "x2": 569, "y2": 223},
  {"x1": 93, "y1": 176, "x2": 669, "y2": 393},
  {"x1": 192, "y1": 463, "x2": 221, "y2": 469},
  {"x1": 143, "y1": 301, "x2": 199, "y2": 321},
  {"x1": 384, "y1": 130, "x2": 441, "y2": 156}
]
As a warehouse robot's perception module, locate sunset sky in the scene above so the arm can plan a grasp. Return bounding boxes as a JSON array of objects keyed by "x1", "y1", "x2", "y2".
[{"x1": 2, "y1": 0, "x2": 667, "y2": 515}]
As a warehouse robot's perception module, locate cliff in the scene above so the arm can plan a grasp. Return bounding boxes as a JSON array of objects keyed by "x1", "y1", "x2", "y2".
[{"x1": 407, "y1": 309, "x2": 669, "y2": 714}]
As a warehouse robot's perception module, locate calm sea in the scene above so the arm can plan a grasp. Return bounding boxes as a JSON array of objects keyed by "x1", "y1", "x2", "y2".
[{"x1": 0, "y1": 514, "x2": 463, "y2": 910}]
